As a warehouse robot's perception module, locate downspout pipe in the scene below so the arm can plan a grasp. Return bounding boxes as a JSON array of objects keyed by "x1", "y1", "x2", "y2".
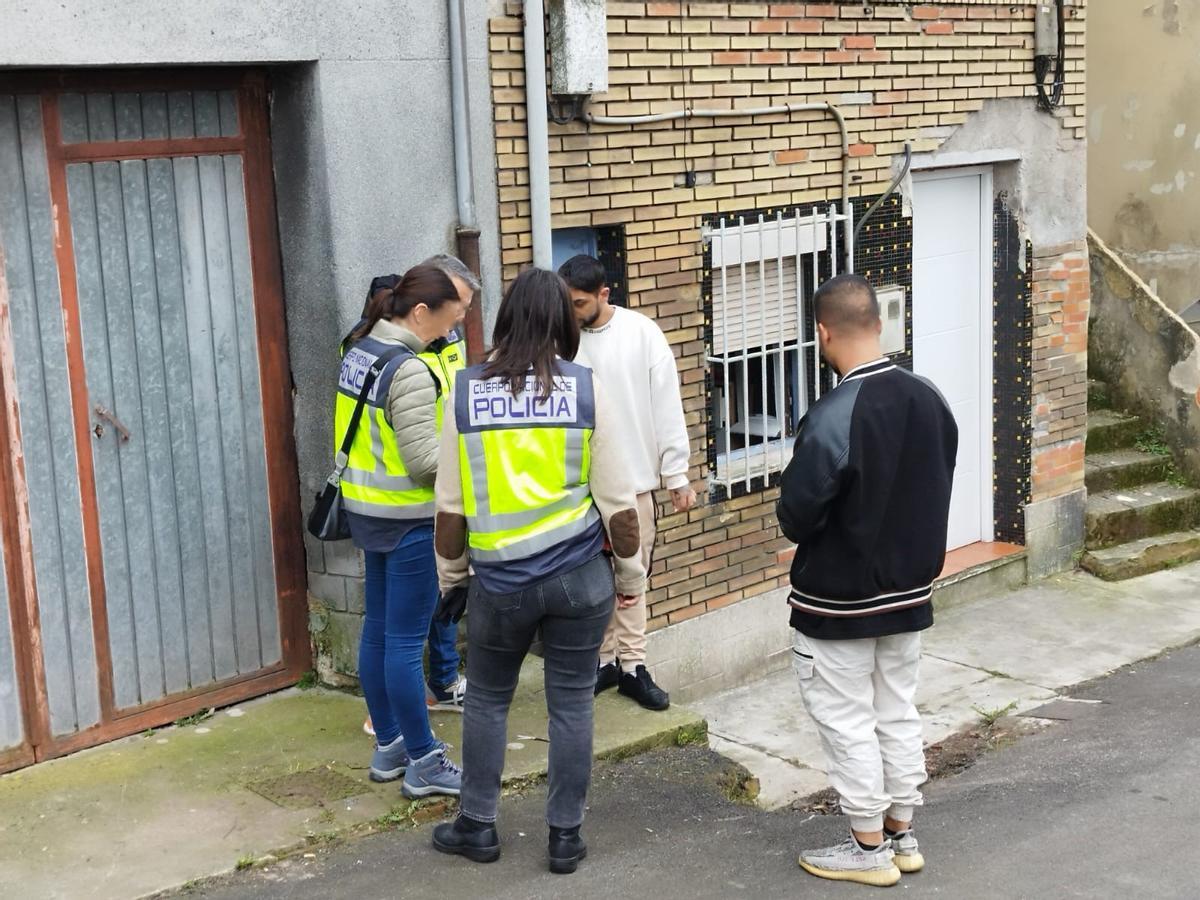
[
  {"x1": 446, "y1": 0, "x2": 486, "y2": 360},
  {"x1": 584, "y1": 102, "x2": 851, "y2": 232},
  {"x1": 523, "y1": 0, "x2": 553, "y2": 269},
  {"x1": 447, "y1": 0, "x2": 476, "y2": 229}
]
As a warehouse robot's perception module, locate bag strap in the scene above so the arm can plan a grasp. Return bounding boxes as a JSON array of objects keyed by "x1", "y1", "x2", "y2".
[{"x1": 331, "y1": 345, "x2": 412, "y2": 479}]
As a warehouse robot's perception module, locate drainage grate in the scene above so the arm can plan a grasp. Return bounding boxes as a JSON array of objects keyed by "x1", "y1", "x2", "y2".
[{"x1": 247, "y1": 766, "x2": 369, "y2": 809}]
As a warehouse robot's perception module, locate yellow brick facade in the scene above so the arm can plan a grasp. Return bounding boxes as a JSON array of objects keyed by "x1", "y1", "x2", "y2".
[{"x1": 488, "y1": 1, "x2": 1089, "y2": 628}]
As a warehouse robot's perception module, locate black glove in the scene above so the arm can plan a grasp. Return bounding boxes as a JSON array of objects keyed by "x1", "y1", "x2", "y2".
[{"x1": 435, "y1": 584, "x2": 469, "y2": 625}]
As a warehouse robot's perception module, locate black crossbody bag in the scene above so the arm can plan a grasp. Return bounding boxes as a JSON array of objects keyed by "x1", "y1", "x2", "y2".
[{"x1": 307, "y1": 346, "x2": 409, "y2": 541}]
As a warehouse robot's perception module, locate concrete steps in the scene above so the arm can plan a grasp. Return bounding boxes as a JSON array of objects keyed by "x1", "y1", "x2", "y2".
[
  {"x1": 1081, "y1": 379, "x2": 1200, "y2": 578},
  {"x1": 1081, "y1": 531, "x2": 1200, "y2": 581},
  {"x1": 1085, "y1": 409, "x2": 1143, "y2": 453},
  {"x1": 1085, "y1": 448, "x2": 1174, "y2": 493},
  {"x1": 1084, "y1": 482, "x2": 1200, "y2": 550}
]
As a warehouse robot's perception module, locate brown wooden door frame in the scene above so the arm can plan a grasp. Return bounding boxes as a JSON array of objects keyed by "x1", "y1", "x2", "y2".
[
  {"x1": 0, "y1": 244, "x2": 43, "y2": 773},
  {"x1": 0, "y1": 68, "x2": 309, "y2": 771}
]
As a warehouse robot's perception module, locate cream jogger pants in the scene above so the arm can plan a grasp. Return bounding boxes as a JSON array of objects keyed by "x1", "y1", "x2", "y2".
[
  {"x1": 792, "y1": 628, "x2": 926, "y2": 833},
  {"x1": 600, "y1": 491, "x2": 657, "y2": 668}
]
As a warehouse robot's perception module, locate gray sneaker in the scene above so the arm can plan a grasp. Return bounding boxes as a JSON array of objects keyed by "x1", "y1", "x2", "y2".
[
  {"x1": 368, "y1": 736, "x2": 409, "y2": 783},
  {"x1": 889, "y1": 830, "x2": 924, "y2": 873},
  {"x1": 798, "y1": 836, "x2": 900, "y2": 887},
  {"x1": 402, "y1": 745, "x2": 462, "y2": 799}
]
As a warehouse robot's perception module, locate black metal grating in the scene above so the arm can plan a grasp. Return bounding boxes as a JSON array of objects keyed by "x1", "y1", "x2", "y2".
[
  {"x1": 854, "y1": 193, "x2": 913, "y2": 371},
  {"x1": 595, "y1": 224, "x2": 628, "y2": 308},
  {"x1": 991, "y1": 196, "x2": 1033, "y2": 544}
]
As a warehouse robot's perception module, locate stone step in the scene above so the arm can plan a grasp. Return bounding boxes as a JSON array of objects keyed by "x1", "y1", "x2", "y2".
[
  {"x1": 1081, "y1": 531, "x2": 1200, "y2": 581},
  {"x1": 932, "y1": 549, "x2": 1027, "y2": 612},
  {"x1": 1084, "y1": 448, "x2": 1173, "y2": 493},
  {"x1": 1085, "y1": 482, "x2": 1200, "y2": 550},
  {"x1": 1087, "y1": 378, "x2": 1111, "y2": 410},
  {"x1": 1085, "y1": 409, "x2": 1143, "y2": 453}
]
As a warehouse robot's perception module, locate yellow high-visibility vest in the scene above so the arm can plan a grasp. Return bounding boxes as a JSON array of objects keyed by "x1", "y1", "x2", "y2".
[
  {"x1": 454, "y1": 360, "x2": 601, "y2": 564},
  {"x1": 420, "y1": 329, "x2": 467, "y2": 396},
  {"x1": 334, "y1": 334, "x2": 441, "y2": 519}
]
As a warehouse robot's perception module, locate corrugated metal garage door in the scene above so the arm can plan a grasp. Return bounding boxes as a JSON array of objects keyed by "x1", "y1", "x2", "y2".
[{"x1": 0, "y1": 71, "x2": 308, "y2": 769}]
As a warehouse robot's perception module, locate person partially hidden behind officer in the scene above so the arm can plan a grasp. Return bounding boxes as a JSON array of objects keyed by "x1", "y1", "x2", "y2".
[
  {"x1": 429, "y1": 267, "x2": 646, "y2": 875},
  {"x1": 778, "y1": 274, "x2": 957, "y2": 887}
]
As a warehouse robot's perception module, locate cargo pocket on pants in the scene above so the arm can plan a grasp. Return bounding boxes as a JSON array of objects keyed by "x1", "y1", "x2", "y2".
[{"x1": 791, "y1": 629, "x2": 815, "y2": 683}]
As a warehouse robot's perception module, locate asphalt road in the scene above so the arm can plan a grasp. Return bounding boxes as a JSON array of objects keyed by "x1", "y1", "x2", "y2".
[{"x1": 190, "y1": 643, "x2": 1200, "y2": 900}]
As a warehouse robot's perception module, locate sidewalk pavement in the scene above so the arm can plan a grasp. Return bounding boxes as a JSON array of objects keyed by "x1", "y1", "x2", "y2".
[
  {"x1": 691, "y1": 560, "x2": 1200, "y2": 809},
  {"x1": 0, "y1": 656, "x2": 703, "y2": 900},
  {"x1": 5, "y1": 562, "x2": 1199, "y2": 899}
]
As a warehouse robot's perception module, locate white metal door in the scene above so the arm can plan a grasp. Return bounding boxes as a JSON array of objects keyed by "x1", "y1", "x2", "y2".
[{"x1": 912, "y1": 169, "x2": 993, "y2": 550}]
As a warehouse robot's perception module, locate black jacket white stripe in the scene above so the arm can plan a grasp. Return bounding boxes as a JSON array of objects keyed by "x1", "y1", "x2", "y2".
[{"x1": 778, "y1": 358, "x2": 958, "y2": 640}]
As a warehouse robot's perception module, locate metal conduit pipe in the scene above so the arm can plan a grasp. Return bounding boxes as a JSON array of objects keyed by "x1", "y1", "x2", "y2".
[
  {"x1": 447, "y1": 0, "x2": 486, "y2": 359},
  {"x1": 584, "y1": 102, "x2": 852, "y2": 238},
  {"x1": 447, "y1": 0, "x2": 476, "y2": 229},
  {"x1": 853, "y1": 143, "x2": 911, "y2": 247},
  {"x1": 523, "y1": 0, "x2": 553, "y2": 268}
]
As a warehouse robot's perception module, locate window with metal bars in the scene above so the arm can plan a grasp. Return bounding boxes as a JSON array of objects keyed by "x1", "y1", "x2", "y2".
[{"x1": 704, "y1": 204, "x2": 852, "y2": 498}]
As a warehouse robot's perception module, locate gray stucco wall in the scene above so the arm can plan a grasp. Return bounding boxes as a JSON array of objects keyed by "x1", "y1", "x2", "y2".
[
  {"x1": 1088, "y1": 0, "x2": 1200, "y2": 314},
  {"x1": 908, "y1": 98, "x2": 1087, "y2": 250},
  {"x1": 0, "y1": 0, "x2": 504, "y2": 673}
]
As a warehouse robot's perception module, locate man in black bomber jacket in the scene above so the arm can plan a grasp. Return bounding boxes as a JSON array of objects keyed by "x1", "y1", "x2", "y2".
[{"x1": 778, "y1": 274, "x2": 957, "y2": 888}]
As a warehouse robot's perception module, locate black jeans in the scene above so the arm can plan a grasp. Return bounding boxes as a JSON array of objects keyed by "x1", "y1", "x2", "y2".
[{"x1": 459, "y1": 553, "x2": 615, "y2": 828}]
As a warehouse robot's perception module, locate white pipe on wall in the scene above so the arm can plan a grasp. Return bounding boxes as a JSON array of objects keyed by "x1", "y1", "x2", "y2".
[{"x1": 523, "y1": 0, "x2": 553, "y2": 268}]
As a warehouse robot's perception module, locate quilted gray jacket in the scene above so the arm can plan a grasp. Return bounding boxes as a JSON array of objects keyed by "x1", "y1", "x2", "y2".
[{"x1": 369, "y1": 318, "x2": 441, "y2": 487}]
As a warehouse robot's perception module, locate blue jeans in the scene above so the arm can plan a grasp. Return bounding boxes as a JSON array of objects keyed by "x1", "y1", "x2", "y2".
[
  {"x1": 460, "y1": 553, "x2": 615, "y2": 828},
  {"x1": 359, "y1": 525, "x2": 438, "y2": 759},
  {"x1": 427, "y1": 617, "x2": 461, "y2": 689}
]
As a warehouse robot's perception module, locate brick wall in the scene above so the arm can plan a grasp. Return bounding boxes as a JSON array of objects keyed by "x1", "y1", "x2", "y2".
[
  {"x1": 488, "y1": 1, "x2": 1088, "y2": 629},
  {"x1": 1031, "y1": 241, "x2": 1089, "y2": 501}
]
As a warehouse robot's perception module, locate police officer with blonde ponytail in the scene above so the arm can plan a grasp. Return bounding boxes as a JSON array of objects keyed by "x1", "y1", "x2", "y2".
[
  {"x1": 335, "y1": 262, "x2": 472, "y2": 799},
  {"x1": 430, "y1": 267, "x2": 645, "y2": 874}
]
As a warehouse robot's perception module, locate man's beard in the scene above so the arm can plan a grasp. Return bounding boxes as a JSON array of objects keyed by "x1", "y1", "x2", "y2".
[{"x1": 580, "y1": 309, "x2": 602, "y2": 329}]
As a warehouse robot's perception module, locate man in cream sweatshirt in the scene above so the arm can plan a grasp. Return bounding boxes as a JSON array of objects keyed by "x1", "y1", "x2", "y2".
[{"x1": 558, "y1": 255, "x2": 695, "y2": 711}]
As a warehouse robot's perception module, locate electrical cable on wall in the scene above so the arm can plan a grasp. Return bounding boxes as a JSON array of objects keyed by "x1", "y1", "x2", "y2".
[{"x1": 1034, "y1": 0, "x2": 1066, "y2": 112}]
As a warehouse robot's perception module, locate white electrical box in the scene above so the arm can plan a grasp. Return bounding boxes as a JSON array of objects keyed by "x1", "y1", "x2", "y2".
[
  {"x1": 1034, "y1": 3, "x2": 1059, "y2": 58},
  {"x1": 878, "y1": 284, "x2": 907, "y2": 355},
  {"x1": 548, "y1": 0, "x2": 609, "y2": 95}
]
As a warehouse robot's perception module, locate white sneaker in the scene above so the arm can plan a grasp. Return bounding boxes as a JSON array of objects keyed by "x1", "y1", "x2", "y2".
[
  {"x1": 426, "y1": 675, "x2": 467, "y2": 713},
  {"x1": 888, "y1": 829, "x2": 924, "y2": 873},
  {"x1": 798, "y1": 835, "x2": 901, "y2": 887}
]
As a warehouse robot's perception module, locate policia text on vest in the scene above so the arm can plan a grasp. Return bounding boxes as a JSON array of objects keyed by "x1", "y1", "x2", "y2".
[{"x1": 467, "y1": 375, "x2": 579, "y2": 425}]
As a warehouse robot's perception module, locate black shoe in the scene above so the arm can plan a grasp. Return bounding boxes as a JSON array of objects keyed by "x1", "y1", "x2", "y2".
[
  {"x1": 618, "y1": 665, "x2": 670, "y2": 711},
  {"x1": 432, "y1": 815, "x2": 501, "y2": 863},
  {"x1": 548, "y1": 825, "x2": 588, "y2": 874},
  {"x1": 594, "y1": 661, "x2": 620, "y2": 696}
]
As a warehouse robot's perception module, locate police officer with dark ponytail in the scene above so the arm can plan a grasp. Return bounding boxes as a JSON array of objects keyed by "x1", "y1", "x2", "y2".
[{"x1": 430, "y1": 267, "x2": 645, "y2": 875}]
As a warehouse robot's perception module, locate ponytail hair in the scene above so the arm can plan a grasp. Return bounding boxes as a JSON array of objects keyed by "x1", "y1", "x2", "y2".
[{"x1": 350, "y1": 263, "x2": 458, "y2": 343}]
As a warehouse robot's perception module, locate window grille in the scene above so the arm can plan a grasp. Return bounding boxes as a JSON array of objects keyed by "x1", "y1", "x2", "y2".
[{"x1": 705, "y1": 204, "x2": 852, "y2": 497}]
